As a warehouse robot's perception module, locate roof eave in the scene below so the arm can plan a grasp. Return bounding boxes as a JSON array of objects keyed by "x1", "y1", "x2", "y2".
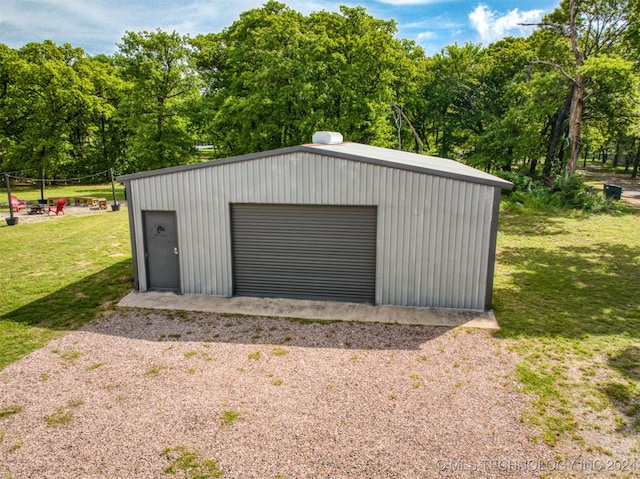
[{"x1": 117, "y1": 144, "x2": 513, "y2": 190}]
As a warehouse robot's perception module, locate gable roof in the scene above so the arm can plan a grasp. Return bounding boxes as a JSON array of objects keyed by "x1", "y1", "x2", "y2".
[{"x1": 118, "y1": 142, "x2": 513, "y2": 190}]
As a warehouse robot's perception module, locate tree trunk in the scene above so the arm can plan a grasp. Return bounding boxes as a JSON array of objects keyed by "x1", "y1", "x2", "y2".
[
  {"x1": 544, "y1": 88, "x2": 572, "y2": 177},
  {"x1": 564, "y1": 0, "x2": 585, "y2": 179},
  {"x1": 632, "y1": 140, "x2": 640, "y2": 179},
  {"x1": 582, "y1": 145, "x2": 589, "y2": 168},
  {"x1": 39, "y1": 148, "x2": 47, "y2": 202},
  {"x1": 624, "y1": 140, "x2": 633, "y2": 172},
  {"x1": 565, "y1": 74, "x2": 584, "y2": 178}
]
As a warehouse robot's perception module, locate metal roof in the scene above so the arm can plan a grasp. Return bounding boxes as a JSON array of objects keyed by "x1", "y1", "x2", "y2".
[{"x1": 118, "y1": 142, "x2": 513, "y2": 190}]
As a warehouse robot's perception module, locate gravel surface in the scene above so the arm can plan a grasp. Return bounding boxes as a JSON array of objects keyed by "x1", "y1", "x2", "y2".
[
  {"x1": 0, "y1": 310, "x2": 556, "y2": 478},
  {"x1": 6, "y1": 204, "x2": 116, "y2": 224}
]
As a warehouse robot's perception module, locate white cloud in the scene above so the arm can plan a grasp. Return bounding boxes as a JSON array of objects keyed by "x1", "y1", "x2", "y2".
[
  {"x1": 416, "y1": 31, "x2": 436, "y2": 41},
  {"x1": 469, "y1": 4, "x2": 542, "y2": 43}
]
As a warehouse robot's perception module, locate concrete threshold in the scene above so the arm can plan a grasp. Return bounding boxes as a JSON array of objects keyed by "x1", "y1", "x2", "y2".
[{"x1": 117, "y1": 291, "x2": 499, "y2": 330}]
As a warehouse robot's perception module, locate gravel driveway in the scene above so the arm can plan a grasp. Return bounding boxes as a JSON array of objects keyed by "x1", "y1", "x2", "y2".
[{"x1": 0, "y1": 310, "x2": 554, "y2": 478}]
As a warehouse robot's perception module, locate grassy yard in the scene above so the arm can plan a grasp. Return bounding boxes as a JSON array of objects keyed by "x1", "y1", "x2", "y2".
[
  {"x1": 0, "y1": 190, "x2": 131, "y2": 369},
  {"x1": 494, "y1": 206, "x2": 640, "y2": 453},
  {"x1": 1, "y1": 188, "x2": 639, "y2": 458}
]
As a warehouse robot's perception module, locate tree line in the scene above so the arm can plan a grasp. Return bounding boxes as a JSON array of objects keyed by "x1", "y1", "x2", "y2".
[{"x1": 1, "y1": 0, "x2": 638, "y2": 182}]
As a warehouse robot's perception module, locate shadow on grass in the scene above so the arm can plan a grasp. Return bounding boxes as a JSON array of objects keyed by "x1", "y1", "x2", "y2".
[
  {"x1": 3, "y1": 265, "x2": 453, "y2": 363},
  {"x1": 602, "y1": 347, "x2": 640, "y2": 433},
  {"x1": 0, "y1": 260, "x2": 133, "y2": 370},
  {"x1": 493, "y1": 240, "x2": 640, "y2": 339},
  {"x1": 2, "y1": 260, "x2": 133, "y2": 330},
  {"x1": 609, "y1": 346, "x2": 640, "y2": 382},
  {"x1": 3, "y1": 260, "x2": 451, "y2": 354}
]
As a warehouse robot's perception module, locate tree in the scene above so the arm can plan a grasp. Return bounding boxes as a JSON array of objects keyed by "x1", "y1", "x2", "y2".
[
  {"x1": 466, "y1": 37, "x2": 536, "y2": 171},
  {"x1": 192, "y1": 2, "x2": 409, "y2": 156},
  {"x1": 410, "y1": 43, "x2": 483, "y2": 159},
  {"x1": 192, "y1": 2, "x2": 312, "y2": 155},
  {"x1": 307, "y1": 6, "x2": 404, "y2": 147},
  {"x1": 525, "y1": 0, "x2": 635, "y2": 178},
  {"x1": 80, "y1": 55, "x2": 129, "y2": 174},
  {"x1": 115, "y1": 29, "x2": 199, "y2": 171},
  {"x1": 0, "y1": 41, "x2": 102, "y2": 183}
]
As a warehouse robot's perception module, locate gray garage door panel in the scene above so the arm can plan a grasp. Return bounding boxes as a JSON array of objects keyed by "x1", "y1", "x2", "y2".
[{"x1": 231, "y1": 204, "x2": 377, "y2": 303}]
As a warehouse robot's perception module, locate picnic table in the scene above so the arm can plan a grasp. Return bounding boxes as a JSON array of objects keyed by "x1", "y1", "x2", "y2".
[{"x1": 74, "y1": 196, "x2": 98, "y2": 207}]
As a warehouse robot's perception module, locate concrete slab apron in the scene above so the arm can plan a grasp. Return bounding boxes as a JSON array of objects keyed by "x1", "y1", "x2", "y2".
[{"x1": 118, "y1": 291, "x2": 499, "y2": 329}]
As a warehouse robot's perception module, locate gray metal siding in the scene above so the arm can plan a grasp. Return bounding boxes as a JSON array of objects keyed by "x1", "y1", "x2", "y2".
[
  {"x1": 231, "y1": 204, "x2": 377, "y2": 303},
  {"x1": 127, "y1": 151, "x2": 497, "y2": 310}
]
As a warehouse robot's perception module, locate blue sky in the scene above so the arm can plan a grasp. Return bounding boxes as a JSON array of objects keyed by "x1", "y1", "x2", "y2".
[{"x1": 0, "y1": 0, "x2": 559, "y2": 55}]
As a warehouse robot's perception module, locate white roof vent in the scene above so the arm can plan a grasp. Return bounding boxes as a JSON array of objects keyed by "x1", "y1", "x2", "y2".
[{"x1": 312, "y1": 131, "x2": 343, "y2": 145}]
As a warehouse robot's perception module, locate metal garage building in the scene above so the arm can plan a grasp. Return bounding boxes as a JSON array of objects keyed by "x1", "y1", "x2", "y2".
[{"x1": 118, "y1": 132, "x2": 512, "y2": 312}]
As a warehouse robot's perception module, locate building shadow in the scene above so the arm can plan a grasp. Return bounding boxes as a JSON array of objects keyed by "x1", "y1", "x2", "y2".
[
  {"x1": 3, "y1": 259, "x2": 451, "y2": 352},
  {"x1": 81, "y1": 306, "x2": 453, "y2": 352},
  {"x1": 2, "y1": 260, "x2": 133, "y2": 331}
]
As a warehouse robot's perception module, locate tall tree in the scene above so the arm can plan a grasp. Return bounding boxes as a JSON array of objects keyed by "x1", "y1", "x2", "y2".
[
  {"x1": 526, "y1": 0, "x2": 634, "y2": 178},
  {"x1": 80, "y1": 55, "x2": 129, "y2": 174},
  {"x1": 116, "y1": 29, "x2": 199, "y2": 171},
  {"x1": 0, "y1": 41, "x2": 100, "y2": 180},
  {"x1": 192, "y1": 2, "x2": 408, "y2": 156},
  {"x1": 192, "y1": 2, "x2": 312, "y2": 155},
  {"x1": 412, "y1": 43, "x2": 483, "y2": 159},
  {"x1": 467, "y1": 37, "x2": 536, "y2": 171}
]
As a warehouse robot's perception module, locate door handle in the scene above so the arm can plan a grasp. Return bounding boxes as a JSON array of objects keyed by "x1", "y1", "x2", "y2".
[{"x1": 173, "y1": 247, "x2": 179, "y2": 255}]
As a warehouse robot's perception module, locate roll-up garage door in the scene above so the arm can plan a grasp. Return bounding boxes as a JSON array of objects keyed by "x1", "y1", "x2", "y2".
[{"x1": 231, "y1": 204, "x2": 377, "y2": 303}]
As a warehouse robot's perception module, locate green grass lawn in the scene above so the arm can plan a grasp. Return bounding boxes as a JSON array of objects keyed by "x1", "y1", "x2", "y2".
[
  {"x1": 494, "y1": 207, "x2": 640, "y2": 449},
  {"x1": 1, "y1": 190, "x2": 638, "y2": 455},
  {"x1": 0, "y1": 194, "x2": 131, "y2": 369}
]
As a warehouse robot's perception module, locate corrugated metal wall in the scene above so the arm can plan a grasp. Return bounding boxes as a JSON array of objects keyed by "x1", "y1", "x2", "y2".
[{"x1": 127, "y1": 151, "x2": 497, "y2": 310}]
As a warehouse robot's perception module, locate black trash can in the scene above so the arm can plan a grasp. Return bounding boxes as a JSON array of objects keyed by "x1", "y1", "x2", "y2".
[{"x1": 604, "y1": 184, "x2": 622, "y2": 200}]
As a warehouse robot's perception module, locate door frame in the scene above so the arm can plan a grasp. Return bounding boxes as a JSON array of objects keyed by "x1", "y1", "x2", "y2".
[{"x1": 142, "y1": 210, "x2": 181, "y2": 292}]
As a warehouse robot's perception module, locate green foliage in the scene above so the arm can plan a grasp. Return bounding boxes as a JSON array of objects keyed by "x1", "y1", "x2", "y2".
[
  {"x1": 498, "y1": 171, "x2": 628, "y2": 213},
  {"x1": 115, "y1": 29, "x2": 199, "y2": 171},
  {"x1": 219, "y1": 410, "x2": 242, "y2": 426},
  {"x1": 45, "y1": 407, "x2": 73, "y2": 427},
  {"x1": 516, "y1": 363, "x2": 573, "y2": 446},
  {"x1": 1, "y1": 0, "x2": 639, "y2": 180},
  {"x1": 191, "y1": 2, "x2": 404, "y2": 156},
  {"x1": 0, "y1": 405, "x2": 22, "y2": 419}
]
